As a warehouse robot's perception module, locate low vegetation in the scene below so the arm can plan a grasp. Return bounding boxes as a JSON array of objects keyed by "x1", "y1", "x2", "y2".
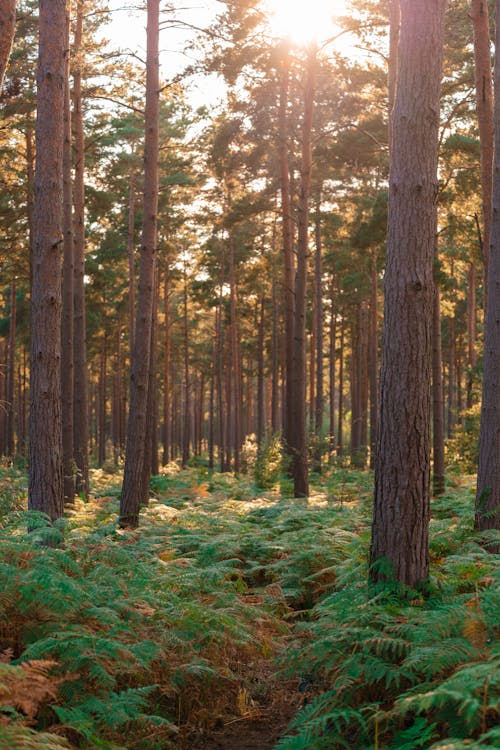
[{"x1": 0, "y1": 461, "x2": 498, "y2": 749}]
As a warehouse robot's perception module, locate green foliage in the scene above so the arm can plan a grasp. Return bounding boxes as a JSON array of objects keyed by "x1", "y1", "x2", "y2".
[
  {"x1": 276, "y1": 482, "x2": 500, "y2": 750},
  {"x1": 446, "y1": 403, "x2": 481, "y2": 474}
]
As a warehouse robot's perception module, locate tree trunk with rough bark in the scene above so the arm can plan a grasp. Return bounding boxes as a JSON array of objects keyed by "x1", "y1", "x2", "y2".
[
  {"x1": 475, "y1": 0, "x2": 500, "y2": 545},
  {"x1": 29, "y1": 0, "x2": 67, "y2": 521},
  {"x1": 471, "y1": 0, "x2": 493, "y2": 299},
  {"x1": 289, "y1": 45, "x2": 316, "y2": 497},
  {"x1": 61, "y1": 46, "x2": 74, "y2": 501},
  {"x1": 120, "y1": 0, "x2": 159, "y2": 527},
  {"x1": 370, "y1": 0, "x2": 447, "y2": 589},
  {"x1": 72, "y1": 0, "x2": 89, "y2": 496}
]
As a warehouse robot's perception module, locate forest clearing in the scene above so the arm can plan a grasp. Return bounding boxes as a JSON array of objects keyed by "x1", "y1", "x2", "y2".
[{"x1": 1, "y1": 0, "x2": 500, "y2": 747}]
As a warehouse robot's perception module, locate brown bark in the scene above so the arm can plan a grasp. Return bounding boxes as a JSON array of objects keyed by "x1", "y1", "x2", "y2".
[
  {"x1": 371, "y1": 0, "x2": 447, "y2": 589},
  {"x1": 98, "y1": 334, "x2": 106, "y2": 467},
  {"x1": 6, "y1": 280, "x2": 16, "y2": 457},
  {"x1": 369, "y1": 248, "x2": 378, "y2": 470},
  {"x1": 279, "y1": 43, "x2": 295, "y2": 450},
  {"x1": 229, "y1": 236, "x2": 242, "y2": 471},
  {"x1": 257, "y1": 296, "x2": 265, "y2": 446},
  {"x1": 271, "y1": 276, "x2": 280, "y2": 434},
  {"x1": 61, "y1": 46, "x2": 74, "y2": 501},
  {"x1": 120, "y1": 0, "x2": 159, "y2": 526},
  {"x1": 127, "y1": 163, "x2": 136, "y2": 352},
  {"x1": 337, "y1": 319, "x2": 344, "y2": 457},
  {"x1": 466, "y1": 261, "x2": 477, "y2": 408},
  {"x1": 72, "y1": 0, "x2": 89, "y2": 496},
  {"x1": 314, "y1": 204, "x2": 324, "y2": 452},
  {"x1": 475, "y1": 0, "x2": 500, "y2": 542},
  {"x1": 162, "y1": 270, "x2": 170, "y2": 465},
  {"x1": 471, "y1": 0, "x2": 493, "y2": 296},
  {"x1": 447, "y1": 312, "x2": 456, "y2": 439},
  {"x1": 329, "y1": 283, "x2": 336, "y2": 454},
  {"x1": 0, "y1": 0, "x2": 15, "y2": 90},
  {"x1": 289, "y1": 45, "x2": 316, "y2": 497},
  {"x1": 29, "y1": 0, "x2": 67, "y2": 521},
  {"x1": 182, "y1": 267, "x2": 190, "y2": 467},
  {"x1": 432, "y1": 251, "x2": 445, "y2": 497}
]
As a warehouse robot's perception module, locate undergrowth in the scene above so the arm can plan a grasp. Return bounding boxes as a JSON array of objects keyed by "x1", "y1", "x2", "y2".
[{"x1": 0, "y1": 463, "x2": 498, "y2": 749}]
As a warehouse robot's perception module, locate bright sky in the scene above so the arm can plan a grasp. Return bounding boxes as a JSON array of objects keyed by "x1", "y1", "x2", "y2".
[{"x1": 104, "y1": 0, "x2": 357, "y2": 108}]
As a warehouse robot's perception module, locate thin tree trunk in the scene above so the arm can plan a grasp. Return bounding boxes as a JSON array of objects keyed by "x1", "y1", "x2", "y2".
[
  {"x1": 182, "y1": 266, "x2": 190, "y2": 467},
  {"x1": 6, "y1": 280, "x2": 16, "y2": 457},
  {"x1": 120, "y1": 0, "x2": 159, "y2": 526},
  {"x1": 432, "y1": 249, "x2": 445, "y2": 497},
  {"x1": 271, "y1": 276, "x2": 280, "y2": 434},
  {"x1": 290, "y1": 44, "x2": 316, "y2": 497},
  {"x1": 98, "y1": 334, "x2": 106, "y2": 467},
  {"x1": 162, "y1": 270, "x2": 170, "y2": 465},
  {"x1": 61, "y1": 49, "x2": 74, "y2": 500},
  {"x1": 279, "y1": 43, "x2": 295, "y2": 452},
  {"x1": 466, "y1": 261, "x2": 477, "y2": 408},
  {"x1": 29, "y1": 0, "x2": 67, "y2": 521},
  {"x1": 337, "y1": 319, "x2": 344, "y2": 457},
  {"x1": 471, "y1": 0, "x2": 494, "y2": 300},
  {"x1": 127, "y1": 163, "x2": 136, "y2": 352},
  {"x1": 369, "y1": 248, "x2": 378, "y2": 470},
  {"x1": 257, "y1": 296, "x2": 265, "y2": 446},
  {"x1": 229, "y1": 236, "x2": 241, "y2": 471},
  {"x1": 329, "y1": 283, "x2": 336, "y2": 454},
  {"x1": 72, "y1": 0, "x2": 89, "y2": 496},
  {"x1": 447, "y1": 313, "x2": 456, "y2": 439},
  {"x1": 314, "y1": 203, "x2": 324, "y2": 469}
]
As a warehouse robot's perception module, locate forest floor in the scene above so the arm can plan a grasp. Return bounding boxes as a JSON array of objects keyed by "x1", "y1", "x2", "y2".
[{"x1": 0, "y1": 461, "x2": 498, "y2": 750}]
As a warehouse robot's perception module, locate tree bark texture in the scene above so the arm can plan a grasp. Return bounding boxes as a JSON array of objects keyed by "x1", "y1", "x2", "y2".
[
  {"x1": 290, "y1": 45, "x2": 316, "y2": 497},
  {"x1": 29, "y1": 0, "x2": 67, "y2": 521},
  {"x1": 120, "y1": 0, "x2": 159, "y2": 526},
  {"x1": 72, "y1": 0, "x2": 89, "y2": 496},
  {"x1": 432, "y1": 252, "x2": 445, "y2": 497},
  {"x1": 370, "y1": 0, "x2": 447, "y2": 589},
  {"x1": 471, "y1": 0, "x2": 494, "y2": 295},
  {"x1": 475, "y1": 0, "x2": 500, "y2": 543},
  {"x1": 61, "y1": 47, "x2": 74, "y2": 501}
]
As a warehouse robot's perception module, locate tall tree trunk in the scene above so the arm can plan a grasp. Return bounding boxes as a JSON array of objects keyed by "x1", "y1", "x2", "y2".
[
  {"x1": 475, "y1": 0, "x2": 500, "y2": 543},
  {"x1": 271, "y1": 276, "x2": 280, "y2": 434},
  {"x1": 72, "y1": 0, "x2": 89, "y2": 496},
  {"x1": 279, "y1": 43, "x2": 295, "y2": 452},
  {"x1": 120, "y1": 0, "x2": 159, "y2": 526},
  {"x1": 313, "y1": 202, "x2": 323, "y2": 470},
  {"x1": 29, "y1": 0, "x2": 67, "y2": 521},
  {"x1": 370, "y1": 0, "x2": 447, "y2": 589},
  {"x1": 61, "y1": 49, "x2": 74, "y2": 501},
  {"x1": 329, "y1": 283, "x2": 336, "y2": 455},
  {"x1": 6, "y1": 280, "x2": 16, "y2": 457},
  {"x1": 466, "y1": 261, "x2": 477, "y2": 408},
  {"x1": 182, "y1": 267, "x2": 190, "y2": 467},
  {"x1": 290, "y1": 44, "x2": 316, "y2": 497},
  {"x1": 162, "y1": 270, "x2": 170, "y2": 465},
  {"x1": 98, "y1": 333, "x2": 107, "y2": 467},
  {"x1": 257, "y1": 296, "x2": 265, "y2": 446},
  {"x1": 471, "y1": 0, "x2": 494, "y2": 300},
  {"x1": 229, "y1": 236, "x2": 241, "y2": 471},
  {"x1": 145, "y1": 265, "x2": 159, "y2": 483},
  {"x1": 369, "y1": 248, "x2": 378, "y2": 470},
  {"x1": 0, "y1": 0, "x2": 16, "y2": 90},
  {"x1": 432, "y1": 250, "x2": 445, "y2": 497},
  {"x1": 127, "y1": 163, "x2": 136, "y2": 352},
  {"x1": 447, "y1": 312, "x2": 456, "y2": 439},
  {"x1": 337, "y1": 319, "x2": 344, "y2": 457}
]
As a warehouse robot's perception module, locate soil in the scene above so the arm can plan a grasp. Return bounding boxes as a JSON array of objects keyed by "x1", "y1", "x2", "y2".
[{"x1": 180, "y1": 678, "x2": 301, "y2": 750}]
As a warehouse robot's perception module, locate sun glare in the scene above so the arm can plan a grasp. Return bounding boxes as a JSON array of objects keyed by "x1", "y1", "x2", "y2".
[{"x1": 265, "y1": 0, "x2": 337, "y2": 45}]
